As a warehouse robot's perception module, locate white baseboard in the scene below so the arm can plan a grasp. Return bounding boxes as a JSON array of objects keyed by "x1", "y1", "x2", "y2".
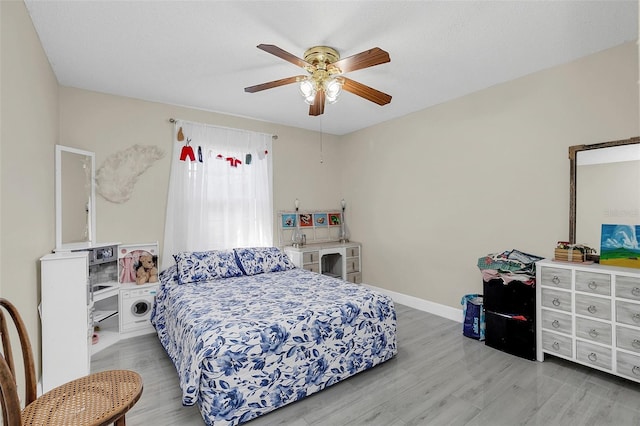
[{"x1": 362, "y1": 283, "x2": 463, "y2": 323}]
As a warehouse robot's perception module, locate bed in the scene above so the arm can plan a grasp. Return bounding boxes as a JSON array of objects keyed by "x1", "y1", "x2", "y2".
[{"x1": 151, "y1": 247, "x2": 398, "y2": 426}]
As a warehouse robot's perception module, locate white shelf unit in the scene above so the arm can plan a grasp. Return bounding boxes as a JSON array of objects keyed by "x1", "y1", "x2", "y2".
[{"x1": 40, "y1": 251, "x2": 92, "y2": 393}]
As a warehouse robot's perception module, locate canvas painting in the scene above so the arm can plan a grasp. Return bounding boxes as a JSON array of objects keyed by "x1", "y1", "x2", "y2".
[{"x1": 600, "y1": 224, "x2": 640, "y2": 269}]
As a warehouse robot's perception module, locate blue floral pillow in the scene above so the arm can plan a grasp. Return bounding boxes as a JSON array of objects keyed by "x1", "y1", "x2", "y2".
[
  {"x1": 233, "y1": 247, "x2": 295, "y2": 276},
  {"x1": 173, "y1": 250, "x2": 244, "y2": 284}
]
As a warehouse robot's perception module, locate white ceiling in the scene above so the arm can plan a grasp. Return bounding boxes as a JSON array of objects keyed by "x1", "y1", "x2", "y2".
[{"x1": 24, "y1": 1, "x2": 638, "y2": 135}]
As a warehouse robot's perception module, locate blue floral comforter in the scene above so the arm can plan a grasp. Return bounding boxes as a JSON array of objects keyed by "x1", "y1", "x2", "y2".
[{"x1": 151, "y1": 267, "x2": 397, "y2": 425}]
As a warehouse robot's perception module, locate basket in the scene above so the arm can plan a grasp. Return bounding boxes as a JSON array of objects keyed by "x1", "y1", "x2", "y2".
[{"x1": 554, "y1": 248, "x2": 584, "y2": 263}]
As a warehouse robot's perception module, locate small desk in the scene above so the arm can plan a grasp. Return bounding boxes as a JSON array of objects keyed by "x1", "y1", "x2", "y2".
[{"x1": 22, "y1": 370, "x2": 143, "y2": 426}]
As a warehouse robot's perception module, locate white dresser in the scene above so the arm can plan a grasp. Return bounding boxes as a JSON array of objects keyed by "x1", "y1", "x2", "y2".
[
  {"x1": 284, "y1": 242, "x2": 362, "y2": 283},
  {"x1": 40, "y1": 251, "x2": 92, "y2": 392},
  {"x1": 536, "y1": 259, "x2": 640, "y2": 383}
]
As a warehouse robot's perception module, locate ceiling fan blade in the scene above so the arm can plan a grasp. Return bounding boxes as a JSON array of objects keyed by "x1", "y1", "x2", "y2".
[
  {"x1": 330, "y1": 47, "x2": 390, "y2": 74},
  {"x1": 309, "y1": 91, "x2": 325, "y2": 116},
  {"x1": 342, "y1": 77, "x2": 392, "y2": 106},
  {"x1": 244, "y1": 75, "x2": 306, "y2": 93},
  {"x1": 257, "y1": 44, "x2": 313, "y2": 69}
]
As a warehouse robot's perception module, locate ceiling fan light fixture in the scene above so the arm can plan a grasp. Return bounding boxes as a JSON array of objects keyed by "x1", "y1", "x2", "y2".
[
  {"x1": 325, "y1": 78, "x2": 342, "y2": 104},
  {"x1": 246, "y1": 44, "x2": 391, "y2": 116},
  {"x1": 299, "y1": 78, "x2": 316, "y2": 104}
]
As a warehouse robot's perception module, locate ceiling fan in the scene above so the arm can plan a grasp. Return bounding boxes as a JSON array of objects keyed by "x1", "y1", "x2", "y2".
[{"x1": 244, "y1": 44, "x2": 392, "y2": 116}]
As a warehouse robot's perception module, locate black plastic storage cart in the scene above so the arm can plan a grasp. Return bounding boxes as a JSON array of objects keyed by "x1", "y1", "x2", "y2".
[{"x1": 483, "y1": 279, "x2": 536, "y2": 360}]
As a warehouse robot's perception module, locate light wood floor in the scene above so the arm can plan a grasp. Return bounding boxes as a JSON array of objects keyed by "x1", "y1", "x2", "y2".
[{"x1": 91, "y1": 304, "x2": 640, "y2": 425}]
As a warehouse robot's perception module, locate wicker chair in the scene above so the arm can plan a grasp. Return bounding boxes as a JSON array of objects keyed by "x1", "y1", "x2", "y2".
[{"x1": 0, "y1": 298, "x2": 143, "y2": 426}]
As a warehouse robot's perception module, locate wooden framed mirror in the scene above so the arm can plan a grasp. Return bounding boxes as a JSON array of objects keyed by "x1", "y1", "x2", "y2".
[
  {"x1": 55, "y1": 145, "x2": 96, "y2": 250},
  {"x1": 569, "y1": 136, "x2": 640, "y2": 249}
]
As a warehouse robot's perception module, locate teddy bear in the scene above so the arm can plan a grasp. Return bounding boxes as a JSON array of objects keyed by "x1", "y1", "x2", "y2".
[{"x1": 136, "y1": 254, "x2": 158, "y2": 285}]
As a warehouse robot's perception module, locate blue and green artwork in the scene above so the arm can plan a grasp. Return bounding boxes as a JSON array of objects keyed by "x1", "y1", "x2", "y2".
[{"x1": 600, "y1": 224, "x2": 640, "y2": 269}]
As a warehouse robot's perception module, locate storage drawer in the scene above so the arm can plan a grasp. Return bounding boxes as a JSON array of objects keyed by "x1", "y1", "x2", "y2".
[
  {"x1": 576, "y1": 317, "x2": 611, "y2": 345},
  {"x1": 346, "y1": 246, "x2": 359, "y2": 258},
  {"x1": 616, "y1": 276, "x2": 640, "y2": 302},
  {"x1": 542, "y1": 331, "x2": 572, "y2": 358},
  {"x1": 616, "y1": 351, "x2": 640, "y2": 382},
  {"x1": 346, "y1": 272, "x2": 362, "y2": 284},
  {"x1": 541, "y1": 288, "x2": 572, "y2": 312},
  {"x1": 575, "y1": 271, "x2": 610, "y2": 296},
  {"x1": 616, "y1": 326, "x2": 640, "y2": 353},
  {"x1": 346, "y1": 258, "x2": 360, "y2": 273},
  {"x1": 541, "y1": 309, "x2": 572, "y2": 334},
  {"x1": 540, "y1": 267, "x2": 572, "y2": 290},
  {"x1": 485, "y1": 311, "x2": 536, "y2": 360},
  {"x1": 303, "y1": 251, "x2": 320, "y2": 264},
  {"x1": 483, "y1": 279, "x2": 535, "y2": 316},
  {"x1": 615, "y1": 300, "x2": 640, "y2": 327},
  {"x1": 304, "y1": 263, "x2": 320, "y2": 273},
  {"x1": 576, "y1": 341, "x2": 612, "y2": 370},
  {"x1": 575, "y1": 294, "x2": 611, "y2": 320}
]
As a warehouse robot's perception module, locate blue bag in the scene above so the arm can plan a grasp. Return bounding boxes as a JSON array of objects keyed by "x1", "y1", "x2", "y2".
[{"x1": 461, "y1": 294, "x2": 485, "y2": 340}]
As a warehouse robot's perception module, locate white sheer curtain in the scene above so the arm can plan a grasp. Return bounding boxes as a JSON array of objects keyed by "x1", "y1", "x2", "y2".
[{"x1": 162, "y1": 120, "x2": 273, "y2": 269}]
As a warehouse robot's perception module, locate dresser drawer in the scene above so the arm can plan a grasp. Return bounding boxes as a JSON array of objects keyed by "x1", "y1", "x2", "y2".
[
  {"x1": 542, "y1": 331, "x2": 572, "y2": 358},
  {"x1": 303, "y1": 251, "x2": 320, "y2": 264},
  {"x1": 616, "y1": 326, "x2": 640, "y2": 353},
  {"x1": 576, "y1": 341, "x2": 611, "y2": 370},
  {"x1": 541, "y1": 309, "x2": 572, "y2": 334},
  {"x1": 346, "y1": 272, "x2": 362, "y2": 284},
  {"x1": 346, "y1": 258, "x2": 360, "y2": 273},
  {"x1": 576, "y1": 317, "x2": 611, "y2": 345},
  {"x1": 575, "y1": 294, "x2": 611, "y2": 320},
  {"x1": 540, "y1": 267, "x2": 572, "y2": 290},
  {"x1": 541, "y1": 288, "x2": 572, "y2": 312},
  {"x1": 616, "y1": 351, "x2": 640, "y2": 382},
  {"x1": 575, "y1": 271, "x2": 611, "y2": 296},
  {"x1": 346, "y1": 246, "x2": 359, "y2": 258},
  {"x1": 615, "y1": 300, "x2": 640, "y2": 327},
  {"x1": 304, "y1": 263, "x2": 319, "y2": 273},
  {"x1": 616, "y1": 276, "x2": 640, "y2": 302}
]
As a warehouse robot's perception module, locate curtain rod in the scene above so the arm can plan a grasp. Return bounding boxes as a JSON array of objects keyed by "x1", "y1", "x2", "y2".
[{"x1": 169, "y1": 117, "x2": 278, "y2": 140}]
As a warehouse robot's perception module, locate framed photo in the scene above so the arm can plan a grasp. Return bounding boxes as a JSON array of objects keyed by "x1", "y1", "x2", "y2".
[
  {"x1": 314, "y1": 213, "x2": 328, "y2": 227},
  {"x1": 328, "y1": 213, "x2": 342, "y2": 226},
  {"x1": 281, "y1": 213, "x2": 297, "y2": 228},
  {"x1": 299, "y1": 213, "x2": 313, "y2": 227},
  {"x1": 118, "y1": 242, "x2": 159, "y2": 285}
]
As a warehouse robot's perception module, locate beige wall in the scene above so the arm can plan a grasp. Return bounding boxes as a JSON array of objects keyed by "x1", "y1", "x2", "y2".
[
  {"x1": 1, "y1": 1, "x2": 638, "y2": 388},
  {"x1": 1, "y1": 0, "x2": 59, "y2": 379},
  {"x1": 59, "y1": 88, "x2": 344, "y2": 249},
  {"x1": 341, "y1": 42, "x2": 639, "y2": 310}
]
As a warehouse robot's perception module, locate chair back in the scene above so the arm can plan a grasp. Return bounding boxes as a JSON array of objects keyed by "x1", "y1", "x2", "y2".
[
  {"x1": 0, "y1": 355, "x2": 22, "y2": 425},
  {"x1": 0, "y1": 298, "x2": 38, "y2": 424}
]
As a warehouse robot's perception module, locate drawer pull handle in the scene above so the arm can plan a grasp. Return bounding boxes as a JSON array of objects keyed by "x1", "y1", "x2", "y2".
[
  {"x1": 587, "y1": 305, "x2": 597, "y2": 314},
  {"x1": 552, "y1": 298, "x2": 561, "y2": 307},
  {"x1": 589, "y1": 329, "x2": 599, "y2": 338},
  {"x1": 552, "y1": 341, "x2": 560, "y2": 350},
  {"x1": 588, "y1": 281, "x2": 597, "y2": 290},
  {"x1": 552, "y1": 320, "x2": 560, "y2": 329},
  {"x1": 633, "y1": 366, "x2": 640, "y2": 376},
  {"x1": 552, "y1": 275, "x2": 560, "y2": 285},
  {"x1": 588, "y1": 353, "x2": 598, "y2": 362},
  {"x1": 632, "y1": 339, "x2": 640, "y2": 349},
  {"x1": 632, "y1": 287, "x2": 640, "y2": 297},
  {"x1": 633, "y1": 313, "x2": 640, "y2": 323}
]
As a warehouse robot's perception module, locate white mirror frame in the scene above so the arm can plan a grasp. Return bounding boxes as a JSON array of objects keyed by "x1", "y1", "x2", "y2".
[{"x1": 55, "y1": 145, "x2": 96, "y2": 250}]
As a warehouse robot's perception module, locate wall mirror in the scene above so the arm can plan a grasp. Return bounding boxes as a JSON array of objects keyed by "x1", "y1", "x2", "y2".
[
  {"x1": 569, "y1": 136, "x2": 640, "y2": 251},
  {"x1": 55, "y1": 145, "x2": 96, "y2": 250}
]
